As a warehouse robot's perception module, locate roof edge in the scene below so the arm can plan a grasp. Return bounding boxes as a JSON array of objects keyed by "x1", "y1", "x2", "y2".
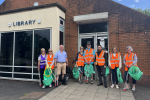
[{"x1": 0, "y1": 2, "x2": 67, "y2": 15}]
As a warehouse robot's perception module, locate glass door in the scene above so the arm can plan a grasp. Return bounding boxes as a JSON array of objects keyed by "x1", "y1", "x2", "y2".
[{"x1": 81, "y1": 37, "x2": 94, "y2": 50}]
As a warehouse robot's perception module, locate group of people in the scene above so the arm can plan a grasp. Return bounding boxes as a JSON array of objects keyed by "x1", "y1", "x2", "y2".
[
  {"x1": 38, "y1": 45, "x2": 68, "y2": 88},
  {"x1": 38, "y1": 42, "x2": 138, "y2": 91},
  {"x1": 75, "y1": 42, "x2": 137, "y2": 91}
]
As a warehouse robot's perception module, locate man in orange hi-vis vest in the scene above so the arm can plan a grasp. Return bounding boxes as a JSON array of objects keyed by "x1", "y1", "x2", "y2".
[
  {"x1": 83, "y1": 41, "x2": 95, "y2": 84},
  {"x1": 123, "y1": 46, "x2": 137, "y2": 91},
  {"x1": 95, "y1": 45, "x2": 108, "y2": 88}
]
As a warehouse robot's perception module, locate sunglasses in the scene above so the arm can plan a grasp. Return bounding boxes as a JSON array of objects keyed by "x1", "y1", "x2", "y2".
[
  {"x1": 49, "y1": 51, "x2": 52, "y2": 52},
  {"x1": 41, "y1": 51, "x2": 45, "y2": 52}
]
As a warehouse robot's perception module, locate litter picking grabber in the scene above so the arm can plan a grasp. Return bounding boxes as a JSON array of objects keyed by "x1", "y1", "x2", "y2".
[
  {"x1": 38, "y1": 71, "x2": 41, "y2": 86},
  {"x1": 86, "y1": 64, "x2": 90, "y2": 83},
  {"x1": 123, "y1": 70, "x2": 129, "y2": 91}
]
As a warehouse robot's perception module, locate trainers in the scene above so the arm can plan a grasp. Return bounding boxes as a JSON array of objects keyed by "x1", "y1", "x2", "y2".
[
  {"x1": 90, "y1": 80, "x2": 94, "y2": 84},
  {"x1": 111, "y1": 84, "x2": 114, "y2": 88},
  {"x1": 79, "y1": 80, "x2": 82, "y2": 84},
  {"x1": 132, "y1": 87, "x2": 135, "y2": 91},
  {"x1": 116, "y1": 85, "x2": 119, "y2": 89},
  {"x1": 42, "y1": 85, "x2": 45, "y2": 89},
  {"x1": 49, "y1": 84, "x2": 52, "y2": 88}
]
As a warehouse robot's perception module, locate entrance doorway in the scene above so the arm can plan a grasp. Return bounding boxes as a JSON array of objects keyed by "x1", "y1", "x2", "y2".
[
  {"x1": 79, "y1": 34, "x2": 108, "y2": 53},
  {"x1": 78, "y1": 33, "x2": 108, "y2": 80}
]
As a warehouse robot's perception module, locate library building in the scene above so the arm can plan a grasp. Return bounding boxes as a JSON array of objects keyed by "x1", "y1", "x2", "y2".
[{"x1": 0, "y1": 0, "x2": 150, "y2": 87}]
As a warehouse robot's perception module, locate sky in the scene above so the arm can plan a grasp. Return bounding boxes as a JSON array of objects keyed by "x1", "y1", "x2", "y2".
[
  {"x1": 0, "y1": 0, "x2": 4, "y2": 5},
  {"x1": 0, "y1": 0, "x2": 149, "y2": 10},
  {"x1": 113, "y1": 0, "x2": 150, "y2": 10}
]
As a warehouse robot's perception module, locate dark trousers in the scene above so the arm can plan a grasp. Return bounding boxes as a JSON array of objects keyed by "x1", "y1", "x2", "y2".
[
  {"x1": 96, "y1": 65, "x2": 107, "y2": 85},
  {"x1": 124, "y1": 71, "x2": 136, "y2": 84},
  {"x1": 40, "y1": 68, "x2": 45, "y2": 85},
  {"x1": 111, "y1": 67, "x2": 118, "y2": 85}
]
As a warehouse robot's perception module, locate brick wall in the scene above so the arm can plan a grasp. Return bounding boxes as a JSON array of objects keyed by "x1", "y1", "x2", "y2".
[{"x1": 0, "y1": 0, "x2": 150, "y2": 86}]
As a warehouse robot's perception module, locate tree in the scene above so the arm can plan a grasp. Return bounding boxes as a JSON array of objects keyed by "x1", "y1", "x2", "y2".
[{"x1": 134, "y1": 8, "x2": 150, "y2": 16}]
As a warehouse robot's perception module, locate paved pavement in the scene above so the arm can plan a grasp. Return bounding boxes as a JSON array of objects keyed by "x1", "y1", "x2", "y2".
[
  {"x1": 0, "y1": 79, "x2": 55, "y2": 100},
  {"x1": 133, "y1": 84, "x2": 150, "y2": 100},
  {"x1": 40, "y1": 79, "x2": 135, "y2": 100}
]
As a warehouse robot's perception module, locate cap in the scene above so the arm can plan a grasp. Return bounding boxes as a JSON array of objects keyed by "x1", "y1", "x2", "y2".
[{"x1": 87, "y1": 41, "x2": 91, "y2": 45}]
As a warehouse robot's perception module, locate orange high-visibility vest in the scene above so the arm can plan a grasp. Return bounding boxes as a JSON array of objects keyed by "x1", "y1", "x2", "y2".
[
  {"x1": 77, "y1": 53, "x2": 84, "y2": 67},
  {"x1": 47, "y1": 54, "x2": 54, "y2": 70},
  {"x1": 96, "y1": 50, "x2": 105, "y2": 66},
  {"x1": 84, "y1": 48, "x2": 94, "y2": 63},
  {"x1": 110, "y1": 53, "x2": 120, "y2": 69},
  {"x1": 124, "y1": 53, "x2": 137, "y2": 71}
]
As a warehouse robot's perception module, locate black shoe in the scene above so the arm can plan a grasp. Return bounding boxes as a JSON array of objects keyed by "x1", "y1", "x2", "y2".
[
  {"x1": 104, "y1": 85, "x2": 107, "y2": 88},
  {"x1": 97, "y1": 83, "x2": 103, "y2": 86},
  {"x1": 62, "y1": 82, "x2": 67, "y2": 85}
]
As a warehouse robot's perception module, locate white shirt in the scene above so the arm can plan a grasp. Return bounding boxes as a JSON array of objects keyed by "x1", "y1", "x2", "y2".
[
  {"x1": 38, "y1": 54, "x2": 46, "y2": 61},
  {"x1": 108, "y1": 53, "x2": 122, "y2": 69}
]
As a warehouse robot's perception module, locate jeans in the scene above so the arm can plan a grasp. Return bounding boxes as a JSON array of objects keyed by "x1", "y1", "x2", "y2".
[
  {"x1": 124, "y1": 71, "x2": 136, "y2": 84},
  {"x1": 96, "y1": 65, "x2": 107, "y2": 85},
  {"x1": 40, "y1": 68, "x2": 45, "y2": 85},
  {"x1": 78, "y1": 66, "x2": 84, "y2": 75},
  {"x1": 111, "y1": 67, "x2": 118, "y2": 85}
]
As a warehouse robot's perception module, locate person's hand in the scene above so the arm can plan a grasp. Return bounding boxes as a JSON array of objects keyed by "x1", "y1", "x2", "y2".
[
  {"x1": 89, "y1": 61, "x2": 91, "y2": 64},
  {"x1": 38, "y1": 68, "x2": 40, "y2": 72},
  {"x1": 86, "y1": 61, "x2": 89, "y2": 64},
  {"x1": 66, "y1": 63, "x2": 68, "y2": 66},
  {"x1": 109, "y1": 65, "x2": 111, "y2": 69},
  {"x1": 104, "y1": 66, "x2": 106, "y2": 68},
  {"x1": 55, "y1": 64, "x2": 57, "y2": 68},
  {"x1": 125, "y1": 64, "x2": 128, "y2": 67}
]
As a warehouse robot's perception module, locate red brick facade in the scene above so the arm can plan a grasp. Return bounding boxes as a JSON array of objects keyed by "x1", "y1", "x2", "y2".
[{"x1": 0, "y1": 0, "x2": 150, "y2": 87}]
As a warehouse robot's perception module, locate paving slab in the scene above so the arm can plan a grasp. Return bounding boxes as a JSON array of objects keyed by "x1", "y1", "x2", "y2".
[{"x1": 40, "y1": 79, "x2": 135, "y2": 100}]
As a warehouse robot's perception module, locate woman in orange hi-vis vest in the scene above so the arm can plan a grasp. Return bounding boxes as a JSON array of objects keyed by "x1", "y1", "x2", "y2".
[
  {"x1": 123, "y1": 46, "x2": 137, "y2": 91},
  {"x1": 76, "y1": 46, "x2": 84, "y2": 84},
  {"x1": 109, "y1": 46, "x2": 122, "y2": 89},
  {"x1": 42, "y1": 49, "x2": 55, "y2": 88}
]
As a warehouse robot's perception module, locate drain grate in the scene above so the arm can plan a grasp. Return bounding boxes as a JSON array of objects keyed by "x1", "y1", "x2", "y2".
[{"x1": 20, "y1": 92, "x2": 46, "y2": 99}]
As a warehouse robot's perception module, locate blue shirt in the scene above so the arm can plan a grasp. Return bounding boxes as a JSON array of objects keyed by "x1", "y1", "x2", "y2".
[
  {"x1": 83, "y1": 48, "x2": 95, "y2": 64},
  {"x1": 54, "y1": 50, "x2": 67, "y2": 62}
]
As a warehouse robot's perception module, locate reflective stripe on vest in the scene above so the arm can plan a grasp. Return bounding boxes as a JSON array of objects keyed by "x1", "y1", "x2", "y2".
[
  {"x1": 85, "y1": 48, "x2": 94, "y2": 62},
  {"x1": 96, "y1": 50, "x2": 105, "y2": 66},
  {"x1": 77, "y1": 53, "x2": 84, "y2": 66},
  {"x1": 110, "y1": 53, "x2": 120, "y2": 69},
  {"x1": 40, "y1": 54, "x2": 46, "y2": 65},
  {"x1": 124, "y1": 53, "x2": 137, "y2": 71}
]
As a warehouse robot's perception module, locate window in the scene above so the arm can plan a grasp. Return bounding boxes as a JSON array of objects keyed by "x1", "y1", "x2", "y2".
[
  {"x1": 0, "y1": 28, "x2": 51, "y2": 80},
  {"x1": 0, "y1": 32, "x2": 14, "y2": 65},
  {"x1": 79, "y1": 22, "x2": 108, "y2": 33},
  {"x1": 34, "y1": 29, "x2": 50, "y2": 66},
  {"x1": 60, "y1": 31, "x2": 63, "y2": 45},
  {"x1": 14, "y1": 31, "x2": 33, "y2": 66}
]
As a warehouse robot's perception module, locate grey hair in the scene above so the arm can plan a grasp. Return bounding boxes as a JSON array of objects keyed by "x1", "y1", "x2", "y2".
[
  {"x1": 126, "y1": 46, "x2": 133, "y2": 52},
  {"x1": 59, "y1": 45, "x2": 64, "y2": 48}
]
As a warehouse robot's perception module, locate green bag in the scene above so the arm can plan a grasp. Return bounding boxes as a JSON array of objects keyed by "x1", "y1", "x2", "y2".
[
  {"x1": 117, "y1": 68, "x2": 123, "y2": 83},
  {"x1": 105, "y1": 66, "x2": 110, "y2": 77},
  {"x1": 128, "y1": 66, "x2": 143, "y2": 81},
  {"x1": 84, "y1": 64, "x2": 95, "y2": 78},
  {"x1": 72, "y1": 67, "x2": 80, "y2": 79},
  {"x1": 43, "y1": 68, "x2": 53, "y2": 86}
]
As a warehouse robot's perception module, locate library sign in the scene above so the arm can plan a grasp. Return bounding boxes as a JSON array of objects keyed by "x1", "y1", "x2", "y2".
[{"x1": 8, "y1": 19, "x2": 42, "y2": 27}]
